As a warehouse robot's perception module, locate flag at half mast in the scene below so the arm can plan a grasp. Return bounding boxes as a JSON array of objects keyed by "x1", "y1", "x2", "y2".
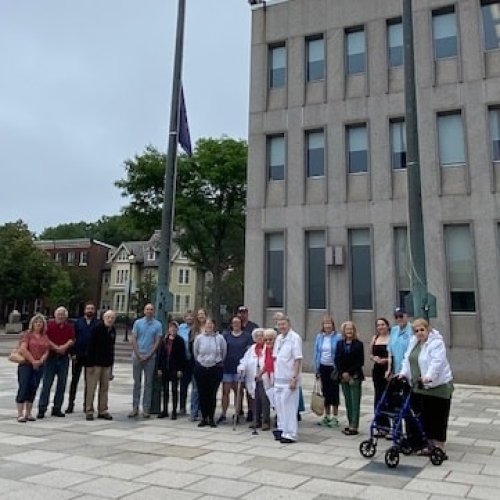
[{"x1": 179, "y1": 86, "x2": 192, "y2": 157}]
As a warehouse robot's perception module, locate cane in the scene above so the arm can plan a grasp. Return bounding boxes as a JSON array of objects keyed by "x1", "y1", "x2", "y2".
[
  {"x1": 233, "y1": 376, "x2": 243, "y2": 431},
  {"x1": 251, "y1": 392, "x2": 258, "y2": 436}
]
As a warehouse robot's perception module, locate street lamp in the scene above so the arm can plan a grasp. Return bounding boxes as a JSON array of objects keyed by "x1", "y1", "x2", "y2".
[{"x1": 124, "y1": 252, "x2": 136, "y2": 341}]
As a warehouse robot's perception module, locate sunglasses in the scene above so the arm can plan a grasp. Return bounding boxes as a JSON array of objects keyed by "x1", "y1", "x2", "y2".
[{"x1": 394, "y1": 314, "x2": 404, "y2": 319}]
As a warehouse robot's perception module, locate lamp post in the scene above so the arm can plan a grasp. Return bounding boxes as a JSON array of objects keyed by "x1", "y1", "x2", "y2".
[{"x1": 124, "y1": 253, "x2": 136, "y2": 341}]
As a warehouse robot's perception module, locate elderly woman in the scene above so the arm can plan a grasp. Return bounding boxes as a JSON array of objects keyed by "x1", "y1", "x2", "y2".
[
  {"x1": 335, "y1": 321, "x2": 364, "y2": 436},
  {"x1": 398, "y1": 318, "x2": 453, "y2": 455},
  {"x1": 16, "y1": 314, "x2": 50, "y2": 422},
  {"x1": 312, "y1": 315, "x2": 342, "y2": 428},
  {"x1": 193, "y1": 318, "x2": 227, "y2": 428}
]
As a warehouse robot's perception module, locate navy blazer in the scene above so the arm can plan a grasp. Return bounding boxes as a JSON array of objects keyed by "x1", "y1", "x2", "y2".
[{"x1": 335, "y1": 339, "x2": 365, "y2": 380}]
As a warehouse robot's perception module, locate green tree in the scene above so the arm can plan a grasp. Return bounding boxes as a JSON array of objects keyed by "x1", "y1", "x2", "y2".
[{"x1": 115, "y1": 138, "x2": 248, "y2": 324}]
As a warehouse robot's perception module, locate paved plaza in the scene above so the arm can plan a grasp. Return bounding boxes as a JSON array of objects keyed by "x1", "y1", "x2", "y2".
[{"x1": 1, "y1": 358, "x2": 500, "y2": 499}]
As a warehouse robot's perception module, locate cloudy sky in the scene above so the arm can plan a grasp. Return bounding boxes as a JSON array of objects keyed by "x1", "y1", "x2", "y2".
[{"x1": 0, "y1": 0, "x2": 251, "y2": 235}]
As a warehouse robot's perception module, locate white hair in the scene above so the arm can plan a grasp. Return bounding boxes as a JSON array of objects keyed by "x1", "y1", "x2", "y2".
[{"x1": 54, "y1": 307, "x2": 68, "y2": 318}]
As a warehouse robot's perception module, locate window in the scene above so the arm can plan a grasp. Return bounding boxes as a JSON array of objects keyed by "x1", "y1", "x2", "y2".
[
  {"x1": 432, "y1": 9, "x2": 458, "y2": 59},
  {"x1": 269, "y1": 43, "x2": 286, "y2": 89},
  {"x1": 387, "y1": 19, "x2": 403, "y2": 68},
  {"x1": 481, "y1": 0, "x2": 500, "y2": 51},
  {"x1": 437, "y1": 112, "x2": 466, "y2": 166},
  {"x1": 184, "y1": 295, "x2": 191, "y2": 311},
  {"x1": 117, "y1": 249, "x2": 127, "y2": 261},
  {"x1": 116, "y1": 269, "x2": 127, "y2": 285},
  {"x1": 306, "y1": 35, "x2": 325, "y2": 81},
  {"x1": 55, "y1": 252, "x2": 62, "y2": 263},
  {"x1": 444, "y1": 225, "x2": 476, "y2": 312},
  {"x1": 79, "y1": 251, "x2": 88, "y2": 266},
  {"x1": 267, "y1": 134, "x2": 285, "y2": 181},
  {"x1": 489, "y1": 107, "x2": 500, "y2": 161},
  {"x1": 390, "y1": 119, "x2": 407, "y2": 169},
  {"x1": 147, "y1": 249, "x2": 155, "y2": 261},
  {"x1": 345, "y1": 27, "x2": 365, "y2": 75},
  {"x1": 349, "y1": 229, "x2": 372, "y2": 310},
  {"x1": 266, "y1": 233, "x2": 284, "y2": 308},
  {"x1": 114, "y1": 294, "x2": 125, "y2": 312},
  {"x1": 307, "y1": 231, "x2": 326, "y2": 309},
  {"x1": 394, "y1": 227, "x2": 411, "y2": 306},
  {"x1": 178, "y1": 268, "x2": 190, "y2": 285},
  {"x1": 306, "y1": 129, "x2": 325, "y2": 177},
  {"x1": 67, "y1": 252, "x2": 76, "y2": 265},
  {"x1": 347, "y1": 124, "x2": 368, "y2": 173},
  {"x1": 103, "y1": 272, "x2": 110, "y2": 285},
  {"x1": 175, "y1": 294, "x2": 181, "y2": 313}
]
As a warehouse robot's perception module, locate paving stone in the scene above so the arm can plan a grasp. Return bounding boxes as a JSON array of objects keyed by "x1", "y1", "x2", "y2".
[
  {"x1": 186, "y1": 476, "x2": 259, "y2": 498},
  {"x1": 195, "y1": 451, "x2": 255, "y2": 465},
  {"x1": 22, "y1": 470, "x2": 96, "y2": 488},
  {"x1": 121, "y1": 486, "x2": 201, "y2": 500},
  {"x1": 296, "y1": 478, "x2": 366, "y2": 497},
  {"x1": 196, "y1": 463, "x2": 255, "y2": 479},
  {"x1": 357, "y1": 485, "x2": 430, "y2": 500},
  {"x1": 0, "y1": 461, "x2": 54, "y2": 481},
  {"x1": 134, "y1": 469, "x2": 204, "y2": 488},
  {"x1": 70, "y1": 477, "x2": 146, "y2": 498},
  {"x1": 89, "y1": 462, "x2": 154, "y2": 480},
  {"x1": 288, "y1": 451, "x2": 345, "y2": 466},
  {"x1": 96, "y1": 451, "x2": 161, "y2": 466},
  {"x1": 0, "y1": 485, "x2": 80, "y2": 499},
  {"x1": 148, "y1": 456, "x2": 200, "y2": 472},
  {"x1": 1, "y1": 449, "x2": 68, "y2": 464},
  {"x1": 241, "y1": 469, "x2": 310, "y2": 488},
  {"x1": 446, "y1": 471, "x2": 500, "y2": 487},
  {"x1": 290, "y1": 463, "x2": 353, "y2": 481},
  {"x1": 467, "y1": 486, "x2": 500, "y2": 500},
  {"x1": 243, "y1": 486, "x2": 317, "y2": 500},
  {"x1": 404, "y1": 478, "x2": 471, "y2": 497},
  {"x1": 47, "y1": 455, "x2": 108, "y2": 472}
]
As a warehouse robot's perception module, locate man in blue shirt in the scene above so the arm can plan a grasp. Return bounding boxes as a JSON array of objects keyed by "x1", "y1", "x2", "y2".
[
  {"x1": 178, "y1": 310, "x2": 194, "y2": 416},
  {"x1": 387, "y1": 307, "x2": 413, "y2": 376},
  {"x1": 128, "y1": 303, "x2": 162, "y2": 418}
]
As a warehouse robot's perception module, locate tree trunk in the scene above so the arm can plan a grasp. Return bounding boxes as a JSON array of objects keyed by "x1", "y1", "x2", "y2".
[{"x1": 212, "y1": 270, "x2": 223, "y2": 330}]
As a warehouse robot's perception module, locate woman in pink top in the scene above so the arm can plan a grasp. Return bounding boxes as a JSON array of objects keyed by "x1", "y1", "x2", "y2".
[{"x1": 16, "y1": 314, "x2": 50, "y2": 422}]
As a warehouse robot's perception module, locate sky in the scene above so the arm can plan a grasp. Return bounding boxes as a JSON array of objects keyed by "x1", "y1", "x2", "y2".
[{"x1": 0, "y1": 0, "x2": 251, "y2": 235}]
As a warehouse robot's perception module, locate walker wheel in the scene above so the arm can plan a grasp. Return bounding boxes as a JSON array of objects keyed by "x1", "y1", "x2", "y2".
[
  {"x1": 385, "y1": 446, "x2": 400, "y2": 468},
  {"x1": 430, "y1": 447, "x2": 445, "y2": 466},
  {"x1": 359, "y1": 440, "x2": 376, "y2": 458}
]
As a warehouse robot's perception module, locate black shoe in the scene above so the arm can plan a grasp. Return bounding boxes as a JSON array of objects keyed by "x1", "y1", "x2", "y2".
[
  {"x1": 98, "y1": 413, "x2": 113, "y2": 420},
  {"x1": 37, "y1": 411, "x2": 45, "y2": 419},
  {"x1": 198, "y1": 419, "x2": 207, "y2": 427},
  {"x1": 86, "y1": 414, "x2": 94, "y2": 421},
  {"x1": 209, "y1": 419, "x2": 217, "y2": 428},
  {"x1": 51, "y1": 409, "x2": 65, "y2": 418},
  {"x1": 246, "y1": 410, "x2": 253, "y2": 422},
  {"x1": 65, "y1": 404, "x2": 74, "y2": 414},
  {"x1": 179, "y1": 408, "x2": 186, "y2": 416},
  {"x1": 157, "y1": 412, "x2": 169, "y2": 419},
  {"x1": 171, "y1": 413, "x2": 177, "y2": 420},
  {"x1": 216, "y1": 414, "x2": 227, "y2": 424},
  {"x1": 280, "y1": 437, "x2": 296, "y2": 444},
  {"x1": 273, "y1": 429, "x2": 283, "y2": 441}
]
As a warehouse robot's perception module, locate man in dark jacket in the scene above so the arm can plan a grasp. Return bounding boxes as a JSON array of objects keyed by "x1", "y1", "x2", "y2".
[
  {"x1": 67, "y1": 302, "x2": 98, "y2": 413},
  {"x1": 84, "y1": 310, "x2": 116, "y2": 421}
]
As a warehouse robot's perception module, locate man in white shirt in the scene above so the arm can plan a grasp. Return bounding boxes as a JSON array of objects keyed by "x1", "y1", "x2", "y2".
[{"x1": 273, "y1": 316, "x2": 302, "y2": 443}]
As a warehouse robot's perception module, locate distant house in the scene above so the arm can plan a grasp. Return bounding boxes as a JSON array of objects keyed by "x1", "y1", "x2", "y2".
[
  {"x1": 102, "y1": 231, "x2": 202, "y2": 320},
  {"x1": 34, "y1": 238, "x2": 115, "y2": 317}
]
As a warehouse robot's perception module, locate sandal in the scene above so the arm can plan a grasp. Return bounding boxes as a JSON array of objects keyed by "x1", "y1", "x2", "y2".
[
  {"x1": 17, "y1": 416, "x2": 27, "y2": 423},
  {"x1": 26, "y1": 415, "x2": 36, "y2": 422}
]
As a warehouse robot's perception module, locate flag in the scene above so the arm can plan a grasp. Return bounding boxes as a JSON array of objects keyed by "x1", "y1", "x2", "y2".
[{"x1": 179, "y1": 86, "x2": 192, "y2": 156}]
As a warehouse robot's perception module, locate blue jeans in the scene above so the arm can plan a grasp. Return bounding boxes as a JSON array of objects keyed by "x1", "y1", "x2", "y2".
[
  {"x1": 16, "y1": 364, "x2": 45, "y2": 403},
  {"x1": 132, "y1": 356, "x2": 156, "y2": 412},
  {"x1": 190, "y1": 376, "x2": 200, "y2": 420},
  {"x1": 38, "y1": 355, "x2": 70, "y2": 412}
]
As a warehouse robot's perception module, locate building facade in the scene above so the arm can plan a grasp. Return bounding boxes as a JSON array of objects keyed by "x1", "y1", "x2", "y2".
[
  {"x1": 245, "y1": 0, "x2": 500, "y2": 383},
  {"x1": 101, "y1": 231, "x2": 202, "y2": 320}
]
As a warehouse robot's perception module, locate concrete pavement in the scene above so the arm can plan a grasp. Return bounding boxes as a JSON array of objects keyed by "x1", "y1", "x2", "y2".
[{"x1": 0, "y1": 357, "x2": 500, "y2": 499}]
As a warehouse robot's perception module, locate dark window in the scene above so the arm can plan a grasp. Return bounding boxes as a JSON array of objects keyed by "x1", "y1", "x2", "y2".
[
  {"x1": 267, "y1": 135, "x2": 285, "y2": 181},
  {"x1": 432, "y1": 9, "x2": 458, "y2": 59},
  {"x1": 489, "y1": 107, "x2": 500, "y2": 161},
  {"x1": 266, "y1": 233, "x2": 284, "y2": 308},
  {"x1": 307, "y1": 231, "x2": 326, "y2": 309},
  {"x1": 387, "y1": 19, "x2": 403, "y2": 68},
  {"x1": 346, "y1": 28, "x2": 365, "y2": 75},
  {"x1": 306, "y1": 35, "x2": 325, "y2": 81},
  {"x1": 269, "y1": 44, "x2": 286, "y2": 89},
  {"x1": 391, "y1": 119, "x2": 407, "y2": 169},
  {"x1": 481, "y1": 1, "x2": 500, "y2": 51},
  {"x1": 306, "y1": 130, "x2": 325, "y2": 177},
  {"x1": 347, "y1": 124, "x2": 368, "y2": 173},
  {"x1": 350, "y1": 229, "x2": 372, "y2": 310}
]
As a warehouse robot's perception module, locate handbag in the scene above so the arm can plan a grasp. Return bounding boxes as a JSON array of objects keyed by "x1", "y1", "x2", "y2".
[
  {"x1": 310, "y1": 379, "x2": 325, "y2": 416},
  {"x1": 9, "y1": 347, "x2": 25, "y2": 364}
]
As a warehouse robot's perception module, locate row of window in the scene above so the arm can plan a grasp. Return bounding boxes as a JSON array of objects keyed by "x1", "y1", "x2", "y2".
[
  {"x1": 178, "y1": 268, "x2": 191, "y2": 285},
  {"x1": 174, "y1": 294, "x2": 191, "y2": 313},
  {"x1": 54, "y1": 251, "x2": 88, "y2": 266},
  {"x1": 115, "y1": 269, "x2": 129, "y2": 285},
  {"x1": 266, "y1": 224, "x2": 477, "y2": 314},
  {"x1": 269, "y1": 1, "x2": 500, "y2": 87},
  {"x1": 267, "y1": 107, "x2": 500, "y2": 180}
]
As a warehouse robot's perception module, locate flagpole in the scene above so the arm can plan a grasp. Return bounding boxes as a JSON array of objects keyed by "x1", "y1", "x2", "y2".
[{"x1": 155, "y1": 0, "x2": 187, "y2": 327}]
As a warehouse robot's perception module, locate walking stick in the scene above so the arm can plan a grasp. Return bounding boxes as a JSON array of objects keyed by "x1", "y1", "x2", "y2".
[
  {"x1": 233, "y1": 377, "x2": 243, "y2": 431},
  {"x1": 251, "y1": 391, "x2": 258, "y2": 436}
]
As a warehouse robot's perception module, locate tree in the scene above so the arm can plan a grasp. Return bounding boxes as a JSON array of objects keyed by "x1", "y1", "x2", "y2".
[{"x1": 115, "y1": 138, "x2": 248, "y2": 324}]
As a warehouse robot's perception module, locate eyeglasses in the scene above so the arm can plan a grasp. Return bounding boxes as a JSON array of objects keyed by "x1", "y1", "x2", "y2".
[
  {"x1": 394, "y1": 314, "x2": 404, "y2": 319},
  {"x1": 264, "y1": 338, "x2": 274, "y2": 342},
  {"x1": 414, "y1": 328, "x2": 426, "y2": 332}
]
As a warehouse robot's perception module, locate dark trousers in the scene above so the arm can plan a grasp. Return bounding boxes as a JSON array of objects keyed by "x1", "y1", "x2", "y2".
[
  {"x1": 179, "y1": 363, "x2": 193, "y2": 412},
  {"x1": 68, "y1": 355, "x2": 87, "y2": 409},
  {"x1": 372, "y1": 366, "x2": 390, "y2": 428},
  {"x1": 255, "y1": 380, "x2": 271, "y2": 425},
  {"x1": 161, "y1": 372, "x2": 179, "y2": 415},
  {"x1": 194, "y1": 364, "x2": 223, "y2": 421},
  {"x1": 319, "y1": 364, "x2": 340, "y2": 407},
  {"x1": 39, "y1": 355, "x2": 70, "y2": 412},
  {"x1": 16, "y1": 364, "x2": 44, "y2": 403},
  {"x1": 411, "y1": 391, "x2": 452, "y2": 443}
]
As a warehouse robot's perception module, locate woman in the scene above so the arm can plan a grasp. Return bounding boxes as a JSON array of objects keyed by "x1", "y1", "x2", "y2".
[
  {"x1": 189, "y1": 308, "x2": 207, "y2": 422},
  {"x1": 157, "y1": 321, "x2": 186, "y2": 420},
  {"x1": 370, "y1": 317, "x2": 391, "y2": 436},
  {"x1": 335, "y1": 321, "x2": 364, "y2": 435},
  {"x1": 398, "y1": 318, "x2": 453, "y2": 455},
  {"x1": 193, "y1": 318, "x2": 227, "y2": 427},
  {"x1": 16, "y1": 314, "x2": 50, "y2": 422},
  {"x1": 312, "y1": 315, "x2": 342, "y2": 428}
]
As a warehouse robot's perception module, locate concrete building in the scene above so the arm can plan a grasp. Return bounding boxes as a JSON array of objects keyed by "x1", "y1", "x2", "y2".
[
  {"x1": 102, "y1": 231, "x2": 202, "y2": 321},
  {"x1": 245, "y1": 0, "x2": 500, "y2": 383}
]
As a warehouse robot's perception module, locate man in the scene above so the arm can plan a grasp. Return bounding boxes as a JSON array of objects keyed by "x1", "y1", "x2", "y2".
[
  {"x1": 177, "y1": 310, "x2": 194, "y2": 416},
  {"x1": 387, "y1": 307, "x2": 413, "y2": 376},
  {"x1": 237, "y1": 306, "x2": 259, "y2": 335},
  {"x1": 66, "y1": 302, "x2": 98, "y2": 413},
  {"x1": 38, "y1": 307, "x2": 75, "y2": 418},
  {"x1": 85, "y1": 310, "x2": 116, "y2": 421},
  {"x1": 129, "y1": 303, "x2": 162, "y2": 418},
  {"x1": 273, "y1": 316, "x2": 302, "y2": 444}
]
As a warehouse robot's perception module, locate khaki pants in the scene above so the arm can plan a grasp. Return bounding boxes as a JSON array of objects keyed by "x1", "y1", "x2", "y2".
[{"x1": 85, "y1": 366, "x2": 111, "y2": 415}]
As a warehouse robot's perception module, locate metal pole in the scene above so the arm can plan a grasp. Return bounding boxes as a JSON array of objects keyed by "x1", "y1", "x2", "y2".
[
  {"x1": 403, "y1": 0, "x2": 429, "y2": 320},
  {"x1": 155, "y1": 0, "x2": 187, "y2": 328},
  {"x1": 124, "y1": 262, "x2": 132, "y2": 342}
]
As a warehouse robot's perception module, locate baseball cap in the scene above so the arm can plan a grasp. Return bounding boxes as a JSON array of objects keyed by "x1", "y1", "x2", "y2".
[
  {"x1": 393, "y1": 307, "x2": 406, "y2": 316},
  {"x1": 237, "y1": 305, "x2": 248, "y2": 312}
]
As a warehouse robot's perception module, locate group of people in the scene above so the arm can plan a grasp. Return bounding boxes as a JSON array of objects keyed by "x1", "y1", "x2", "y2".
[
  {"x1": 15, "y1": 302, "x2": 116, "y2": 422},
  {"x1": 312, "y1": 307, "x2": 453, "y2": 454},
  {"x1": 13, "y1": 301, "x2": 454, "y2": 453}
]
